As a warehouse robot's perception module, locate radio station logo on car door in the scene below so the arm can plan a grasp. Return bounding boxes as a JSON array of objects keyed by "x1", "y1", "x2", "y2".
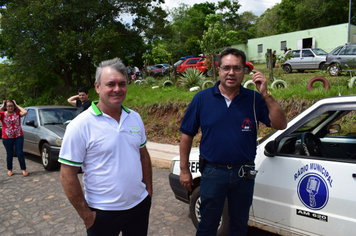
[{"x1": 297, "y1": 173, "x2": 329, "y2": 210}]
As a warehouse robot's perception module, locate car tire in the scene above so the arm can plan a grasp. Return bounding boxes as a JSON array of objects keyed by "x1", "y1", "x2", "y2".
[
  {"x1": 283, "y1": 64, "x2": 292, "y2": 73},
  {"x1": 189, "y1": 186, "x2": 229, "y2": 236},
  {"x1": 41, "y1": 143, "x2": 59, "y2": 171},
  {"x1": 329, "y1": 64, "x2": 340, "y2": 76},
  {"x1": 206, "y1": 69, "x2": 213, "y2": 77},
  {"x1": 245, "y1": 67, "x2": 250, "y2": 74},
  {"x1": 319, "y1": 62, "x2": 327, "y2": 71},
  {"x1": 307, "y1": 77, "x2": 330, "y2": 91},
  {"x1": 271, "y1": 80, "x2": 287, "y2": 89}
]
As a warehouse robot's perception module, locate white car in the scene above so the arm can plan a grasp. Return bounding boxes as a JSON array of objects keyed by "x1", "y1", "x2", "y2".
[{"x1": 169, "y1": 95, "x2": 356, "y2": 236}]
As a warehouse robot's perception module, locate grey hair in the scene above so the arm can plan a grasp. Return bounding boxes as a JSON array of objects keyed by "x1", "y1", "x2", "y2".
[{"x1": 95, "y1": 57, "x2": 128, "y2": 85}]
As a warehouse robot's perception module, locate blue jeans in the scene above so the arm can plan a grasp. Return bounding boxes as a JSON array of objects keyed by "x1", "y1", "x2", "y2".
[
  {"x1": 2, "y1": 136, "x2": 26, "y2": 170},
  {"x1": 197, "y1": 164, "x2": 255, "y2": 236}
]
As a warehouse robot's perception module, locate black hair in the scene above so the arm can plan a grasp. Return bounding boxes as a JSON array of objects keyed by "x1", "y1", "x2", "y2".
[
  {"x1": 218, "y1": 48, "x2": 246, "y2": 68},
  {"x1": 78, "y1": 87, "x2": 89, "y2": 94}
]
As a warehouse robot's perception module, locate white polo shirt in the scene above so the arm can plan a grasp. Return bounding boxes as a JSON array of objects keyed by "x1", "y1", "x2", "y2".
[{"x1": 59, "y1": 102, "x2": 148, "y2": 211}]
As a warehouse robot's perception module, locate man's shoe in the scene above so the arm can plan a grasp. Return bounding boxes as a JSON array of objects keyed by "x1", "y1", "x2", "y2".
[
  {"x1": 22, "y1": 170, "x2": 29, "y2": 177},
  {"x1": 7, "y1": 170, "x2": 14, "y2": 176}
]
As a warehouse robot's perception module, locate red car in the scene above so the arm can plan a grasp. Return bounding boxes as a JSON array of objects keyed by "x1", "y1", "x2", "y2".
[
  {"x1": 176, "y1": 57, "x2": 202, "y2": 74},
  {"x1": 196, "y1": 55, "x2": 254, "y2": 76}
]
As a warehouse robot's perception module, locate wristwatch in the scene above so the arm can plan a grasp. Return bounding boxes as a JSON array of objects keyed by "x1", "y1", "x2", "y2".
[{"x1": 262, "y1": 90, "x2": 272, "y2": 100}]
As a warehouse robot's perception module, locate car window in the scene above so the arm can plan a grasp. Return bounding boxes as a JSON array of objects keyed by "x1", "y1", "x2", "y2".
[
  {"x1": 332, "y1": 46, "x2": 343, "y2": 55},
  {"x1": 302, "y1": 50, "x2": 314, "y2": 57},
  {"x1": 174, "y1": 60, "x2": 184, "y2": 66},
  {"x1": 338, "y1": 46, "x2": 347, "y2": 55},
  {"x1": 186, "y1": 59, "x2": 200, "y2": 65},
  {"x1": 344, "y1": 45, "x2": 356, "y2": 55},
  {"x1": 292, "y1": 50, "x2": 300, "y2": 58},
  {"x1": 326, "y1": 110, "x2": 356, "y2": 136},
  {"x1": 276, "y1": 108, "x2": 356, "y2": 161},
  {"x1": 23, "y1": 109, "x2": 38, "y2": 127},
  {"x1": 311, "y1": 48, "x2": 327, "y2": 55},
  {"x1": 39, "y1": 108, "x2": 77, "y2": 125}
]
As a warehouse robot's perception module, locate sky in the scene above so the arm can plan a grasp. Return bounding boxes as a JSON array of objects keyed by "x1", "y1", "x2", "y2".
[{"x1": 161, "y1": 0, "x2": 282, "y2": 17}]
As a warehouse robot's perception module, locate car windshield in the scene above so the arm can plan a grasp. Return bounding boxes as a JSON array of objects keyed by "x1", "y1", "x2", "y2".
[
  {"x1": 39, "y1": 108, "x2": 77, "y2": 125},
  {"x1": 150, "y1": 66, "x2": 158, "y2": 69},
  {"x1": 174, "y1": 60, "x2": 184, "y2": 66},
  {"x1": 311, "y1": 48, "x2": 327, "y2": 55}
]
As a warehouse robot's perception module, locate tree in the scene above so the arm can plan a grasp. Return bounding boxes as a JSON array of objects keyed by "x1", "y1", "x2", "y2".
[
  {"x1": 200, "y1": 14, "x2": 239, "y2": 82},
  {"x1": 0, "y1": 0, "x2": 167, "y2": 94}
]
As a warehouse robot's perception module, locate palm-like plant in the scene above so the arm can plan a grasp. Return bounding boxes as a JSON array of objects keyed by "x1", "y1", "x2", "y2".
[{"x1": 178, "y1": 68, "x2": 206, "y2": 89}]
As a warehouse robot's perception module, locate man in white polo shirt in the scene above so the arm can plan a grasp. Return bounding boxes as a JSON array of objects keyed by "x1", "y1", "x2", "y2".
[{"x1": 59, "y1": 57, "x2": 152, "y2": 236}]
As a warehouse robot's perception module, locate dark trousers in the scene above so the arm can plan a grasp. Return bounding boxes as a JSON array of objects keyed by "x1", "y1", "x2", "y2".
[
  {"x1": 197, "y1": 164, "x2": 255, "y2": 236},
  {"x1": 2, "y1": 136, "x2": 26, "y2": 170},
  {"x1": 87, "y1": 195, "x2": 151, "y2": 236}
]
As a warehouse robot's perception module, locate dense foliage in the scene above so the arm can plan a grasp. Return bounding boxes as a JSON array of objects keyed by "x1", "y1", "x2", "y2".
[{"x1": 0, "y1": 0, "x2": 355, "y2": 103}]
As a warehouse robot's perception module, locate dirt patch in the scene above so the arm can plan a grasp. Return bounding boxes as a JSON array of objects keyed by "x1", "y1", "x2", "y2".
[{"x1": 139, "y1": 99, "x2": 315, "y2": 146}]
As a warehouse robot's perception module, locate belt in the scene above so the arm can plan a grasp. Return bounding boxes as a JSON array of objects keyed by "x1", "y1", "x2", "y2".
[{"x1": 206, "y1": 161, "x2": 254, "y2": 169}]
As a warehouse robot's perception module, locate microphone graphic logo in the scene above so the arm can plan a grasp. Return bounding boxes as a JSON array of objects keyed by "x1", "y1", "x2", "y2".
[{"x1": 306, "y1": 177, "x2": 320, "y2": 207}]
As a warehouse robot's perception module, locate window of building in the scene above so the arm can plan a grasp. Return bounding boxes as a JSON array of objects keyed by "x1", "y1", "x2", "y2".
[
  {"x1": 281, "y1": 41, "x2": 287, "y2": 51},
  {"x1": 258, "y1": 44, "x2": 263, "y2": 53}
]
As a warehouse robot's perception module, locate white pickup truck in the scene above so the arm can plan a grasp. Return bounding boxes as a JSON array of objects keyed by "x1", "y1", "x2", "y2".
[{"x1": 169, "y1": 95, "x2": 356, "y2": 236}]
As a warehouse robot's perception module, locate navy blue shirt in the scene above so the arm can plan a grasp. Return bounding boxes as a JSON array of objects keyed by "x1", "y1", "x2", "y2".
[{"x1": 180, "y1": 81, "x2": 271, "y2": 165}]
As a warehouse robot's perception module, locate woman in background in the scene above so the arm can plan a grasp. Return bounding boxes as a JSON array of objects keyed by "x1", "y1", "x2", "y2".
[{"x1": 0, "y1": 100, "x2": 28, "y2": 176}]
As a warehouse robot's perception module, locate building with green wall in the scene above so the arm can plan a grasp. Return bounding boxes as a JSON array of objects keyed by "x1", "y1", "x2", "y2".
[{"x1": 232, "y1": 23, "x2": 356, "y2": 64}]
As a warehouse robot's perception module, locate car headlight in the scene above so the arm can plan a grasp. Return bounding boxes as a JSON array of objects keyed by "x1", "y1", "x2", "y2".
[
  {"x1": 55, "y1": 138, "x2": 63, "y2": 146},
  {"x1": 170, "y1": 160, "x2": 177, "y2": 173}
]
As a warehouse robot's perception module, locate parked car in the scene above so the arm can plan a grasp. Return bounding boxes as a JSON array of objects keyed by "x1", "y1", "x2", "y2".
[
  {"x1": 324, "y1": 44, "x2": 356, "y2": 76},
  {"x1": 21, "y1": 106, "x2": 77, "y2": 170},
  {"x1": 176, "y1": 57, "x2": 202, "y2": 74},
  {"x1": 147, "y1": 65, "x2": 163, "y2": 77},
  {"x1": 169, "y1": 95, "x2": 356, "y2": 236},
  {"x1": 174, "y1": 55, "x2": 196, "y2": 71},
  {"x1": 281, "y1": 48, "x2": 328, "y2": 73},
  {"x1": 154, "y1": 64, "x2": 171, "y2": 75}
]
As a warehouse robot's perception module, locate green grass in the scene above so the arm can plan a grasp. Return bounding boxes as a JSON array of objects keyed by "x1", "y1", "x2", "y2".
[{"x1": 70, "y1": 63, "x2": 356, "y2": 110}]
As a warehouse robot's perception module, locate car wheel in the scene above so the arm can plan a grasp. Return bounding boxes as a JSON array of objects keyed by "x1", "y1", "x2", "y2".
[
  {"x1": 283, "y1": 65, "x2": 292, "y2": 73},
  {"x1": 319, "y1": 62, "x2": 327, "y2": 71},
  {"x1": 307, "y1": 77, "x2": 330, "y2": 91},
  {"x1": 206, "y1": 69, "x2": 213, "y2": 77},
  {"x1": 244, "y1": 67, "x2": 250, "y2": 74},
  {"x1": 329, "y1": 64, "x2": 340, "y2": 76},
  {"x1": 41, "y1": 143, "x2": 59, "y2": 171},
  {"x1": 189, "y1": 186, "x2": 229, "y2": 236}
]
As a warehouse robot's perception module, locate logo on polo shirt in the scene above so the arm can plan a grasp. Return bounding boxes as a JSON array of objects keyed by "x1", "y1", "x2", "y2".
[
  {"x1": 241, "y1": 117, "x2": 252, "y2": 131},
  {"x1": 129, "y1": 126, "x2": 140, "y2": 134}
]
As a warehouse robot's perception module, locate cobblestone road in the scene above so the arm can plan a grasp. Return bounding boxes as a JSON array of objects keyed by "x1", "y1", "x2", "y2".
[{"x1": 0, "y1": 145, "x2": 196, "y2": 236}]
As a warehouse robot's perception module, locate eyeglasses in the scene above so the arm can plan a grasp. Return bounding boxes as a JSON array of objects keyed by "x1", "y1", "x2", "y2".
[
  {"x1": 219, "y1": 66, "x2": 244, "y2": 74},
  {"x1": 6, "y1": 105, "x2": 14, "y2": 108}
]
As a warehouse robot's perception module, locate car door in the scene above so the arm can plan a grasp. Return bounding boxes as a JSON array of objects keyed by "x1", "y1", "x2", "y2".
[
  {"x1": 342, "y1": 45, "x2": 356, "y2": 69},
  {"x1": 181, "y1": 58, "x2": 200, "y2": 72},
  {"x1": 288, "y1": 50, "x2": 301, "y2": 69},
  {"x1": 252, "y1": 104, "x2": 356, "y2": 235},
  {"x1": 22, "y1": 109, "x2": 40, "y2": 155},
  {"x1": 301, "y1": 49, "x2": 316, "y2": 69}
]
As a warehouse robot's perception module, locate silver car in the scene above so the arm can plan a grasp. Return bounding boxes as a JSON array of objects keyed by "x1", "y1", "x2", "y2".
[
  {"x1": 282, "y1": 48, "x2": 328, "y2": 73},
  {"x1": 324, "y1": 44, "x2": 356, "y2": 76},
  {"x1": 21, "y1": 106, "x2": 77, "y2": 170}
]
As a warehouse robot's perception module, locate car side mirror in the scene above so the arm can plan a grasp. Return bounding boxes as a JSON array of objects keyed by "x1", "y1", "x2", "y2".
[
  {"x1": 264, "y1": 140, "x2": 276, "y2": 157},
  {"x1": 328, "y1": 124, "x2": 341, "y2": 134},
  {"x1": 25, "y1": 120, "x2": 37, "y2": 128}
]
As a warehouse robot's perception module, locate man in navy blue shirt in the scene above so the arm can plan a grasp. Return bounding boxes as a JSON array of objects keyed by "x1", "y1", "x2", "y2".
[{"x1": 179, "y1": 48, "x2": 287, "y2": 236}]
